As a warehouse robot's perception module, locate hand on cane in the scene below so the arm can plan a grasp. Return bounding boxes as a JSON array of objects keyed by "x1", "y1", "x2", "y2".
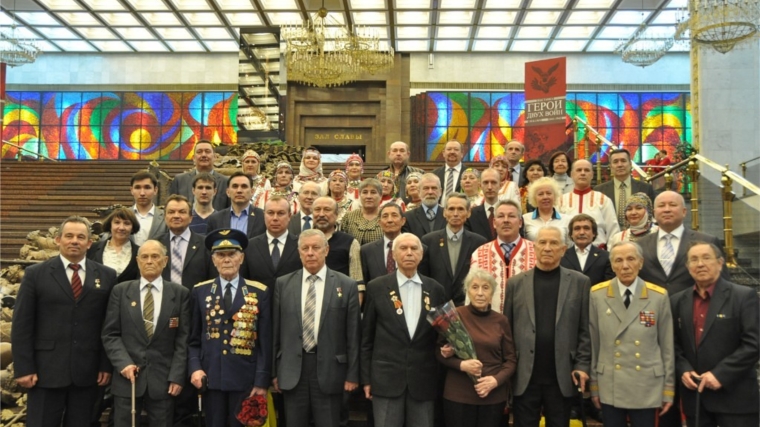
[{"x1": 121, "y1": 365, "x2": 139, "y2": 383}]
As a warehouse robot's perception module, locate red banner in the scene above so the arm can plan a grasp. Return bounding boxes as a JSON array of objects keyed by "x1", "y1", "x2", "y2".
[{"x1": 524, "y1": 57, "x2": 567, "y2": 157}]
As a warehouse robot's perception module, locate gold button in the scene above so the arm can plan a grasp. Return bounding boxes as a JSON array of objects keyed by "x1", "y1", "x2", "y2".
[
  {"x1": 615, "y1": 340, "x2": 621, "y2": 345},
  {"x1": 634, "y1": 340, "x2": 640, "y2": 346},
  {"x1": 225, "y1": 320, "x2": 229, "y2": 324},
  {"x1": 615, "y1": 352, "x2": 621, "y2": 357},
  {"x1": 224, "y1": 330, "x2": 228, "y2": 335},
  {"x1": 635, "y1": 353, "x2": 641, "y2": 358},
  {"x1": 615, "y1": 364, "x2": 621, "y2": 370},
  {"x1": 636, "y1": 366, "x2": 641, "y2": 371},
  {"x1": 223, "y1": 350, "x2": 227, "y2": 355},
  {"x1": 223, "y1": 340, "x2": 228, "y2": 345}
]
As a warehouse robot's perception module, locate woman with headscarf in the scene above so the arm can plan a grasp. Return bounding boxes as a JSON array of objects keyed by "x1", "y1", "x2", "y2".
[
  {"x1": 518, "y1": 159, "x2": 549, "y2": 214},
  {"x1": 345, "y1": 153, "x2": 364, "y2": 201},
  {"x1": 293, "y1": 147, "x2": 328, "y2": 195},
  {"x1": 327, "y1": 169, "x2": 356, "y2": 227},
  {"x1": 241, "y1": 149, "x2": 272, "y2": 208},
  {"x1": 404, "y1": 172, "x2": 423, "y2": 211},
  {"x1": 377, "y1": 170, "x2": 406, "y2": 212},
  {"x1": 607, "y1": 192, "x2": 658, "y2": 246},
  {"x1": 460, "y1": 167, "x2": 483, "y2": 208},
  {"x1": 548, "y1": 151, "x2": 574, "y2": 194},
  {"x1": 489, "y1": 154, "x2": 520, "y2": 207},
  {"x1": 341, "y1": 178, "x2": 384, "y2": 245},
  {"x1": 256, "y1": 161, "x2": 299, "y2": 214}
]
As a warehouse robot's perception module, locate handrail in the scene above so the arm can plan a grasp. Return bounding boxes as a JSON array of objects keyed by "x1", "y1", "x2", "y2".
[
  {"x1": 645, "y1": 157, "x2": 693, "y2": 182},
  {"x1": 740, "y1": 156, "x2": 760, "y2": 197},
  {"x1": 1, "y1": 140, "x2": 58, "y2": 162},
  {"x1": 693, "y1": 154, "x2": 760, "y2": 197},
  {"x1": 573, "y1": 116, "x2": 648, "y2": 179}
]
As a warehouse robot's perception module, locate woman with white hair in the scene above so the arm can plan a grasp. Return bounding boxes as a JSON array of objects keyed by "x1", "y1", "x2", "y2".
[{"x1": 523, "y1": 177, "x2": 569, "y2": 243}]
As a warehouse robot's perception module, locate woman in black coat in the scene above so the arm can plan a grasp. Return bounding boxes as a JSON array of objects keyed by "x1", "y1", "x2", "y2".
[{"x1": 87, "y1": 207, "x2": 141, "y2": 282}]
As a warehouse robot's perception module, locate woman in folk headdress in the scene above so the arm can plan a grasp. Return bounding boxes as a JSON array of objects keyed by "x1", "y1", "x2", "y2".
[
  {"x1": 327, "y1": 169, "x2": 357, "y2": 227},
  {"x1": 292, "y1": 147, "x2": 328, "y2": 195},
  {"x1": 404, "y1": 172, "x2": 423, "y2": 211},
  {"x1": 241, "y1": 149, "x2": 271, "y2": 208},
  {"x1": 607, "y1": 192, "x2": 658, "y2": 246},
  {"x1": 489, "y1": 154, "x2": 520, "y2": 206},
  {"x1": 376, "y1": 170, "x2": 406, "y2": 212},
  {"x1": 345, "y1": 153, "x2": 364, "y2": 201},
  {"x1": 256, "y1": 161, "x2": 299, "y2": 214}
]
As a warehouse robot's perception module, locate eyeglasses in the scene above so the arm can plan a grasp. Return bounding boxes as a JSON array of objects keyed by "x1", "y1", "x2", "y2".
[{"x1": 687, "y1": 255, "x2": 719, "y2": 265}]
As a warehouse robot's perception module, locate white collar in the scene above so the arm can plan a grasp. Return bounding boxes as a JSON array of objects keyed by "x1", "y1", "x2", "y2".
[
  {"x1": 140, "y1": 276, "x2": 164, "y2": 292},
  {"x1": 658, "y1": 224, "x2": 685, "y2": 241},
  {"x1": 60, "y1": 255, "x2": 87, "y2": 270}
]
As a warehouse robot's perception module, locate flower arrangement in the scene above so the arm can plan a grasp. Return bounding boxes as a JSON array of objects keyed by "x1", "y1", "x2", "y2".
[
  {"x1": 236, "y1": 394, "x2": 268, "y2": 427},
  {"x1": 426, "y1": 300, "x2": 479, "y2": 382}
]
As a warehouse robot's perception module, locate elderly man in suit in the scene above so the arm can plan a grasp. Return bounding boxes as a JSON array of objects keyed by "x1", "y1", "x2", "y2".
[
  {"x1": 206, "y1": 172, "x2": 266, "y2": 239},
  {"x1": 102, "y1": 240, "x2": 191, "y2": 427},
  {"x1": 12, "y1": 216, "x2": 118, "y2": 427},
  {"x1": 431, "y1": 140, "x2": 464, "y2": 202},
  {"x1": 243, "y1": 195, "x2": 302, "y2": 290},
  {"x1": 589, "y1": 241, "x2": 675, "y2": 427},
  {"x1": 131, "y1": 171, "x2": 168, "y2": 246},
  {"x1": 419, "y1": 193, "x2": 487, "y2": 306},
  {"x1": 504, "y1": 226, "x2": 591, "y2": 427},
  {"x1": 169, "y1": 140, "x2": 229, "y2": 211},
  {"x1": 361, "y1": 233, "x2": 445, "y2": 427},
  {"x1": 671, "y1": 242, "x2": 759, "y2": 427},
  {"x1": 272, "y1": 229, "x2": 361, "y2": 427},
  {"x1": 361, "y1": 203, "x2": 406, "y2": 285},
  {"x1": 287, "y1": 181, "x2": 322, "y2": 236},
  {"x1": 402, "y1": 173, "x2": 447, "y2": 236},
  {"x1": 187, "y1": 229, "x2": 271, "y2": 427},
  {"x1": 594, "y1": 149, "x2": 656, "y2": 228},
  {"x1": 561, "y1": 214, "x2": 615, "y2": 286},
  {"x1": 465, "y1": 168, "x2": 501, "y2": 241}
]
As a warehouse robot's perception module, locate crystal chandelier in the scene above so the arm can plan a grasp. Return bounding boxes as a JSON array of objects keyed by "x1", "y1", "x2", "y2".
[
  {"x1": 677, "y1": 0, "x2": 760, "y2": 53},
  {"x1": 1, "y1": 22, "x2": 42, "y2": 67},
  {"x1": 281, "y1": 5, "x2": 394, "y2": 88},
  {"x1": 241, "y1": 107, "x2": 271, "y2": 131},
  {"x1": 615, "y1": 23, "x2": 674, "y2": 67}
]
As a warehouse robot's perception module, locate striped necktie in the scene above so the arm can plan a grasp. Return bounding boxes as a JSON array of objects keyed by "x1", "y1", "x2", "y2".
[
  {"x1": 171, "y1": 235, "x2": 183, "y2": 284},
  {"x1": 143, "y1": 283, "x2": 154, "y2": 339},
  {"x1": 302, "y1": 275, "x2": 318, "y2": 352},
  {"x1": 445, "y1": 168, "x2": 455, "y2": 197},
  {"x1": 660, "y1": 234, "x2": 675, "y2": 276},
  {"x1": 617, "y1": 181, "x2": 627, "y2": 227},
  {"x1": 69, "y1": 263, "x2": 82, "y2": 300}
]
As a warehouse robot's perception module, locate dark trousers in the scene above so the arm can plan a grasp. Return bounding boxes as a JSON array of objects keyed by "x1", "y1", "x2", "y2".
[
  {"x1": 512, "y1": 382, "x2": 572, "y2": 427},
  {"x1": 600, "y1": 404, "x2": 658, "y2": 427},
  {"x1": 658, "y1": 390, "x2": 680, "y2": 427},
  {"x1": 443, "y1": 399, "x2": 504, "y2": 427},
  {"x1": 172, "y1": 382, "x2": 198, "y2": 427},
  {"x1": 113, "y1": 394, "x2": 174, "y2": 427},
  {"x1": 204, "y1": 389, "x2": 249, "y2": 427},
  {"x1": 686, "y1": 405, "x2": 760, "y2": 427},
  {"x1": 26, "y1": 384, "x2": 100, "y2": 427},
  {"x1": 282, "y1": 352, "x2": 342, "y2": 427}
]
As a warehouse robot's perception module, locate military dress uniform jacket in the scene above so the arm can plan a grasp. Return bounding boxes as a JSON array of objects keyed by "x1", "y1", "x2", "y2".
[
  {"x1": 188, "y1": 276, "x2": 272, "y2": 391},
  {"x1": 589, "y1": 278, "x2": 675, "y2": 409}
]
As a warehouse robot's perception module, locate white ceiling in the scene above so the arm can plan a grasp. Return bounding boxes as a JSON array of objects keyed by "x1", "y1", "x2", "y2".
[{"x1": 1, "y1": 0, "x2": 689, "y2": 53}]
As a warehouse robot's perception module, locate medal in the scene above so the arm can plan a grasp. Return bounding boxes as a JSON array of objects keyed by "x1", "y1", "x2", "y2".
[
  {"x1": 95, "y1": 279, "x2": 101, "y2": 289},
  {"x1": 219, "y1": 310, "x2": 225, "y2": 315},
  {"x1": 131, "y1": 301, "x2": 137, "y2": 307},
  {"x1": 397, "y1": 308, "x2": 403, "y2": 315}
]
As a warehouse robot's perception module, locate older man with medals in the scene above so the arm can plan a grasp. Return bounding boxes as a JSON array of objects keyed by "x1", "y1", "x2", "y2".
[{"x1": 187, "y1": 229, "x2": 271, "y2": 427}]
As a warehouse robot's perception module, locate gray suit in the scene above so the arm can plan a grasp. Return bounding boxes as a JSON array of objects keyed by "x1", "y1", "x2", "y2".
[
  {"x1": 147, "y1": 208, "x2": 168, "y2": 242},
  {"x1": 102, "y1": 279, "x2": 191, "y2": 427},
  {"x1": 168, "y1": 169, "x2": 229, "y2": 211},
  {"x1": 504, "y1": 267, "x2": 592, "y2": 398}
]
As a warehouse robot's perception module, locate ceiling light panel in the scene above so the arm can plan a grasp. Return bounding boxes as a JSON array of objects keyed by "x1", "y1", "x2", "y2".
[
  {"x1": 217, "y1": 0, "x2": 255, "y2": 8},
  {"x1": 195, "y1": 27, "x2": 232, "y2": 38},
  {"x1": 437, "y1": 26, "x2": 471, "y2": 38},
  {"x1": 366, "y1": 26, "x2": 389, "y2": 38},
  {"x1": 266, "y1": 12, "x2": 301, "y2": 25},
  {"x1": 4, "y1": 27, "x2": 41, "y2": 39},
  {"x1": 665, "y1": 0, "x2": 687, "y2": 8},
  {"x1": 440, "y1": 0, "x2": 477, "y2": 7},
  {"x1": 36, "y1": 27, "x2": 80, "y2": 39},
  {"x1": 396, "y1": 39, "x2": 429, "y2": 51},
  {"x1": 92, "y1": 40, "x2": 132, "y2": 51},
  {"x1": 171, "y1": 0, "x2": 212, "y2": 10},
  {"x1": 485, "y1": 0, "x2": 522, "y2": 6},
  {"x1": 350, "y1": 0, "x2": 386, "y2": 9},
  {"x1": 260, "y1": 0, "x2": 298, "y2": 9},
  {"x1": 435, "y1": 39, "x2": 468, "y2": 51},
  {"x1": 14, "y1": 12, "x2": 60, "y2": 26},
  {"x1": 529, "y1": 0, "x2": 568, "y2": 9},
  {"x1": 586, "y1": 39, "x2": 617, "y2": 51},
  {"x1": 516, "y1": 26, "x2": 553, "y2": 38},
  {"x1": 566, "y1": 11, "x2": 606, "y2": 24},
  {"x1": 557, "y1": 26, "x2": 596, "y2": 38},
  {"x1": 167, "y1": 40, "x2": 206, "y2": 51},
  {"x1": 155, "y1": 27, "x2": 194, "y2": 39},
  {"x1": 472, "y1": 40, "x2": 507, "y2": 50},
  {"x1": 183, "y1": 12, "x2": 222, "y2": 25},
  {"x1": 549, "y1": 39, "x2": 587, "y2": 51},
  {"x1": 81, "y1": 0, "x2": 126, "y2": 10},
  {"x1": 652, "y1": 10, "x2": 678, "y2": 24},
  {"x1": 116, "y1": 27, "x2": 154, "y2": 39},
  {"x1": 225, "y1": 12, "x2": 262, "y2": 25},
  {"x1": 510, "y1": 40, "x2": 547, "y2": 51},
  {"x1": 126, "y1": 0, "x2": 169, "y2": 10},
  {"x1": 56, "y1": 40, "x2": 97, "y2": 51},
  {"x1": 396, "y1": 11, "x2": 430, "y2": 24},
  {"x1": 396, "y1": 26, "x2": 429, "y2": 38},
  {"x1": 36, "y1": 0, "x2": 83, "y2": 10},
  {"x1": 99, "y1": 13, "x2": 141, "y2": 26},
  {"x1": 353, "y1": 12, "x2": 387, "y2": 24},
  {"x1": 130, "y1": 41, "x2": 168, "y2": 51},
  {"x1": 575, "y1": 0, "x2": 615, "y2": 7},
  {"x1": 523, "y1": 11, "x2": 561, "y2": 24},
  {"x1": 597, "y1": 25, "x2": 638, "y2": 38},
  {"x1": 609, "y1": 11, "x2": 649, "y2": 24},
  {"x1": 476, "y1": 26, "x2": 512, "y2": 38},
  {"x1": 438, "y1": 11, "x2": 473, "y2": 24},
  {"x1": 57, "y1": 12, "x2": 100, "y2": 26},
  {"x1": 205, "y1": 40, "x2": 239, "y2": 51},
  {"x1": 481, "y1": 11, "x2": 518, "y2": 25},
  {"x1": 395, "y1": 0, "x2": 432, "y2": 8}
]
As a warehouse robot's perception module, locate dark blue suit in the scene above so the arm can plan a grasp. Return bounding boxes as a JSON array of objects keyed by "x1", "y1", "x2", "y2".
[{"x1": 188, "y1": 275, "x2": 272, "y2": 427}]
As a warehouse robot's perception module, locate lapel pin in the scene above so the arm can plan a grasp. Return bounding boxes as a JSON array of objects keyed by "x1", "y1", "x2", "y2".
[
  {"x1": 717, "y1": 314, "x2": 726, "y2": 318},
  {"x1": 192, "y1": 245, "x2": 197, "y2": 250},
  {"x1": 606, "y1": 308, "x2": 611, "y2": 316},
  {"x1": 337, "y1": 287, "x2": 343, "y2": 298},
  {"x1": 131, "y1": 301, "x2": 137, "y2": 307},
  {"x1": 439, "y1": 238, "x2": 444, "y2": 247},
  {"x1": 594, "y1": 253, "x2": 598, "y2": 257},
  {"x1": 95, "y1": 278, "x2": 101, "y2": 289}
]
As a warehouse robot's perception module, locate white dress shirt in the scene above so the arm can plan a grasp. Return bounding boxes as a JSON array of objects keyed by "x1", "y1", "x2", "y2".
[
  {"x1": 267, "y1": 230, "x2": 288, "y2": 255},
  {"x1": 657, "y1": 224, "x2": 684, "y2": 261},
  {"x1": 301, "y1": 265, "x2": 327, "y2": 344},
  {"x1": 132, "y1": 204, "x2": 156, "y2": 246},
  {"x1": 444, "y1": 163, "x2": 462, "y2": 192},
  {"x1": 141, "y1": 276, "x2": 164, "y2": 334},
  {"x1": 61, "y1": 255, "x2": 87, "y2": 284},
  {"x1": 618, "y1": 278, "x2": 638, "y2": 305},
  {"x1": 396, "y1": 270, "x2": 422, "y2": 338},
  {"x1": 575, "y1": 245, "x2": 590, "y2": 270}
]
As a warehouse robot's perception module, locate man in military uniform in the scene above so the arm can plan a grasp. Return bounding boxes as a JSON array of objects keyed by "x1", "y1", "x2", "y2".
[
  {"x1": 187, "y1": 229, "x2": 271, "y2": 427},
  {"x1": 589, "y1": 241, "x2": 675, "y2": 427}
]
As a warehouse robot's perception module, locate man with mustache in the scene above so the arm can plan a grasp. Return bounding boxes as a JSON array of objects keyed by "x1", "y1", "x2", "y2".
[
  {"x1": 169, "y1": 140, "x2": 229, "y2": 211},
  {"x1": 431, "y1": 140, "x2": 465, "y2": 202},
  {"x1": 360, "y1": 203, "x2": 406, "y2": 284},
  {"x1": 402, "y1": 173, "x2": 447, "y2": 237}
]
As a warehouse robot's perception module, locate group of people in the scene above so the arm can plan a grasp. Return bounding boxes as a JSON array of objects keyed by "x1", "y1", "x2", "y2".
[{"x1": 11, "y1": 138, "x2": 758, "y2": 427}]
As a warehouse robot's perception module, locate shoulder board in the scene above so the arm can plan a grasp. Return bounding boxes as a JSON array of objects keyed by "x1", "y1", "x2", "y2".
[
  {"x1": 591, "y1": 281, "x2": 611, "y2": 292},
  {"x1": 244, "y1": 279, "x2": 267, "y2": 291},
  {"x1": 194, "y1": 279, "x2": 214, "y2": 288},
  {"x1": 645, "y1": 282, "x2": 667, "y2": 295}
]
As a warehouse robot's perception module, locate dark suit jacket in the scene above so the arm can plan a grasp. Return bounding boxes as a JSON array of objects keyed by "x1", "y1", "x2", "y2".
[
  {"x1": 287, "y1": 211, "x2": 305, "y2": 236},
  {"x1": 12, "y1": 257, "x2": 117, "y2": 388},
  {"x1": 87, "y1": 238, "x2": 141, "y2": 283},
  {"x1": 638, "y1": 229, "x2": 729, "y2": 296},
  {"x1": 361, "y1": 273, "x2": 445, "y2": 401},
  {"x1": 594, "y1": 178, "x2": 656, "y2": 211},
  {"x1": 273, "y1": 268, "x2": 361, "y2": 394},
  {"x1": 419, "y1": 229, "x2": 487, "y2": 305},
  {"x1": 158, "y1": 231, "x2": 215, "y2": 290},
  {"x1": 242, "y1": 232, "x2": 302, "y2": 290},
  {"x1": 360, "y1": 239, "x2": 389, "y2": 285},
  {"x1": 671, "y1": 278, "x2": 759, "y2": 415},
  {"x1": 401, "y1": 205, "x2": 446, "y2": 237},
  {"x1": 560, "y1": 245, "x2": 615, "y2": 286},
  {"x1": 206, "y1": 205, "x2": 266, "y2": 239},
  {"x1": 102, "y1": 279, "x2": 190, "y2": 399},
  {"x1": 432, "y1": 165, "x2": 463, "y2": 201},
  {"x1": 169, "y1": 169, "x2": 229, "y2": 212},
  {"x1": 504, "y1": 267, "x2": 592, "y2": 398},
  {"x1": 465, "y1": 204, "x2": 495, "y2": 242}
]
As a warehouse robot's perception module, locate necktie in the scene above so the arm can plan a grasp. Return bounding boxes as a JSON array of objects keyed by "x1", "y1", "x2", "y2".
[
  {"x1": 488, "y1": 206, "x2": 495, "y2": 238},
  {"x1": 451, "y1": 234, "x2": 459, "y2": 242},
  {"x1": 661, "y1": 234, "x2": 675, "y2": 276},
  {"x1": 386, "y1": 241, "x2": 396, "y2": 274},
  {"x1": 171, "y1": 235, "x2": 183, "y2": 284},
  {"x1": 510, "y1": 167, "x2": 517, "y2": 182},
  {"x1": 617, "y1": 181, "x2": 627, "y2": 227},
  {"x1": 303, "y1": 215, "x2": 312, "y2": 230},
  {"x1": 426, "y1": 208, "x2": 435, "y2": 221},
  {"x1": 624, "y1": 289, "x2": 632, "y2": 309},
  {"x1": 144, "y1": 283, "x2": 154, "y2": 339},
  {"x1": 69, "y1": 263, "x2": 82, "y2": 299},
  {"x1": 302, "y1": 275, "x2": 318, "y2": 352},
  {"x1": 501, "y1": 242, "x2": 515, "y2": 264},
  {"x1": 271, "y1": 238, "x2": 281, "y2": 269},
  {"x1": 224, "y1": 283, "x2": 233, "y2": 310},
  {"x1": 445, "y1": 168, "x2": 455, "y2": 196}
]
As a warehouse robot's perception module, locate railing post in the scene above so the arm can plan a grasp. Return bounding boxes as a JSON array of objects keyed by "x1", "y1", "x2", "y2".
[
  {"x1": 664, "y1": 172, "x2": 673, "y2": 191},
  {"x1": 741, "y1": 162, "x2": 747, "y2": 197},
  {"x1": 721, "y1": 172, "x2": 738, "y2": 268},
  {"x1": 687, "y1": 159, "x2": 700, "y2": 231},
  {"x1": 596, "y1": 136, "x2": 602, "y2": 183},
  {"x1": 573, "y1": 118, "x2": 579, "y2": 161}
]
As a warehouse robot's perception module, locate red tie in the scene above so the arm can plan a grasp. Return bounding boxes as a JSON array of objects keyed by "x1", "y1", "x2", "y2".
[
  {"x1": 488, "y1": 206, "x2": 495, "y2": 239},
  {"x1": 69, "y1": 263, "x2": 82, "y2": 299},
  {"x1": 386, "y1": 241, "x2": 396, "y2": 274}
]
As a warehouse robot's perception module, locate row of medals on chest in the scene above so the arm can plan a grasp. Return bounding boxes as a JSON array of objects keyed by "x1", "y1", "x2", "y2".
[{"x1": 205, "y1": 293, "x2": 259, "y2": 355}]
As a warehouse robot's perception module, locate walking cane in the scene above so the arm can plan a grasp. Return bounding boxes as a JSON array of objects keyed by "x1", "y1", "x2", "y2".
[
  {"x1": 573, "y1": 372, "x2": 588, "y2": 427},
  {"x1": 692, "y1": 375, "x2": 702, "y2": 427},
  {"x1": 197, "y1": 375, "x2": 208, "y2": 427},
  {"x1": 131, "y1": 375, "x2": 137, "y2": 427}
]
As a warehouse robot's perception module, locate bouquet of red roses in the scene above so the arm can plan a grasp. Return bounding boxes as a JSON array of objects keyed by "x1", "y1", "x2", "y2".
[
  {"x1": 236, "y1": 394, "x2": 268, "y2": 427},
  {"x1": 426, "y1": 300, "x2": 479, "y2": 383}
]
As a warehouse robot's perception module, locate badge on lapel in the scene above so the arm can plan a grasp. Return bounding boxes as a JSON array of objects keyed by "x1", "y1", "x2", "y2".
[
  {"x1": 424, "y1": 292, "x2": 431, "y2": 311},
  {"x1": 337, "y1": 287, "x2": 343, "y2": 298},
  {"x1": 639, "y1": 311, "x2": 656, "y2": 327},
  {"x1": 390, "y1": 291, "x2": 403, "y2": 315},
  {"x1": 131, "y1": 301, "x2": 137, "y2": 307},
  {"x1": 95, "y1": 278, "x2": 101, "y2": 289},
  {"x1": 169, "y1": 317, "x2": 179, "y2": 328}
]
